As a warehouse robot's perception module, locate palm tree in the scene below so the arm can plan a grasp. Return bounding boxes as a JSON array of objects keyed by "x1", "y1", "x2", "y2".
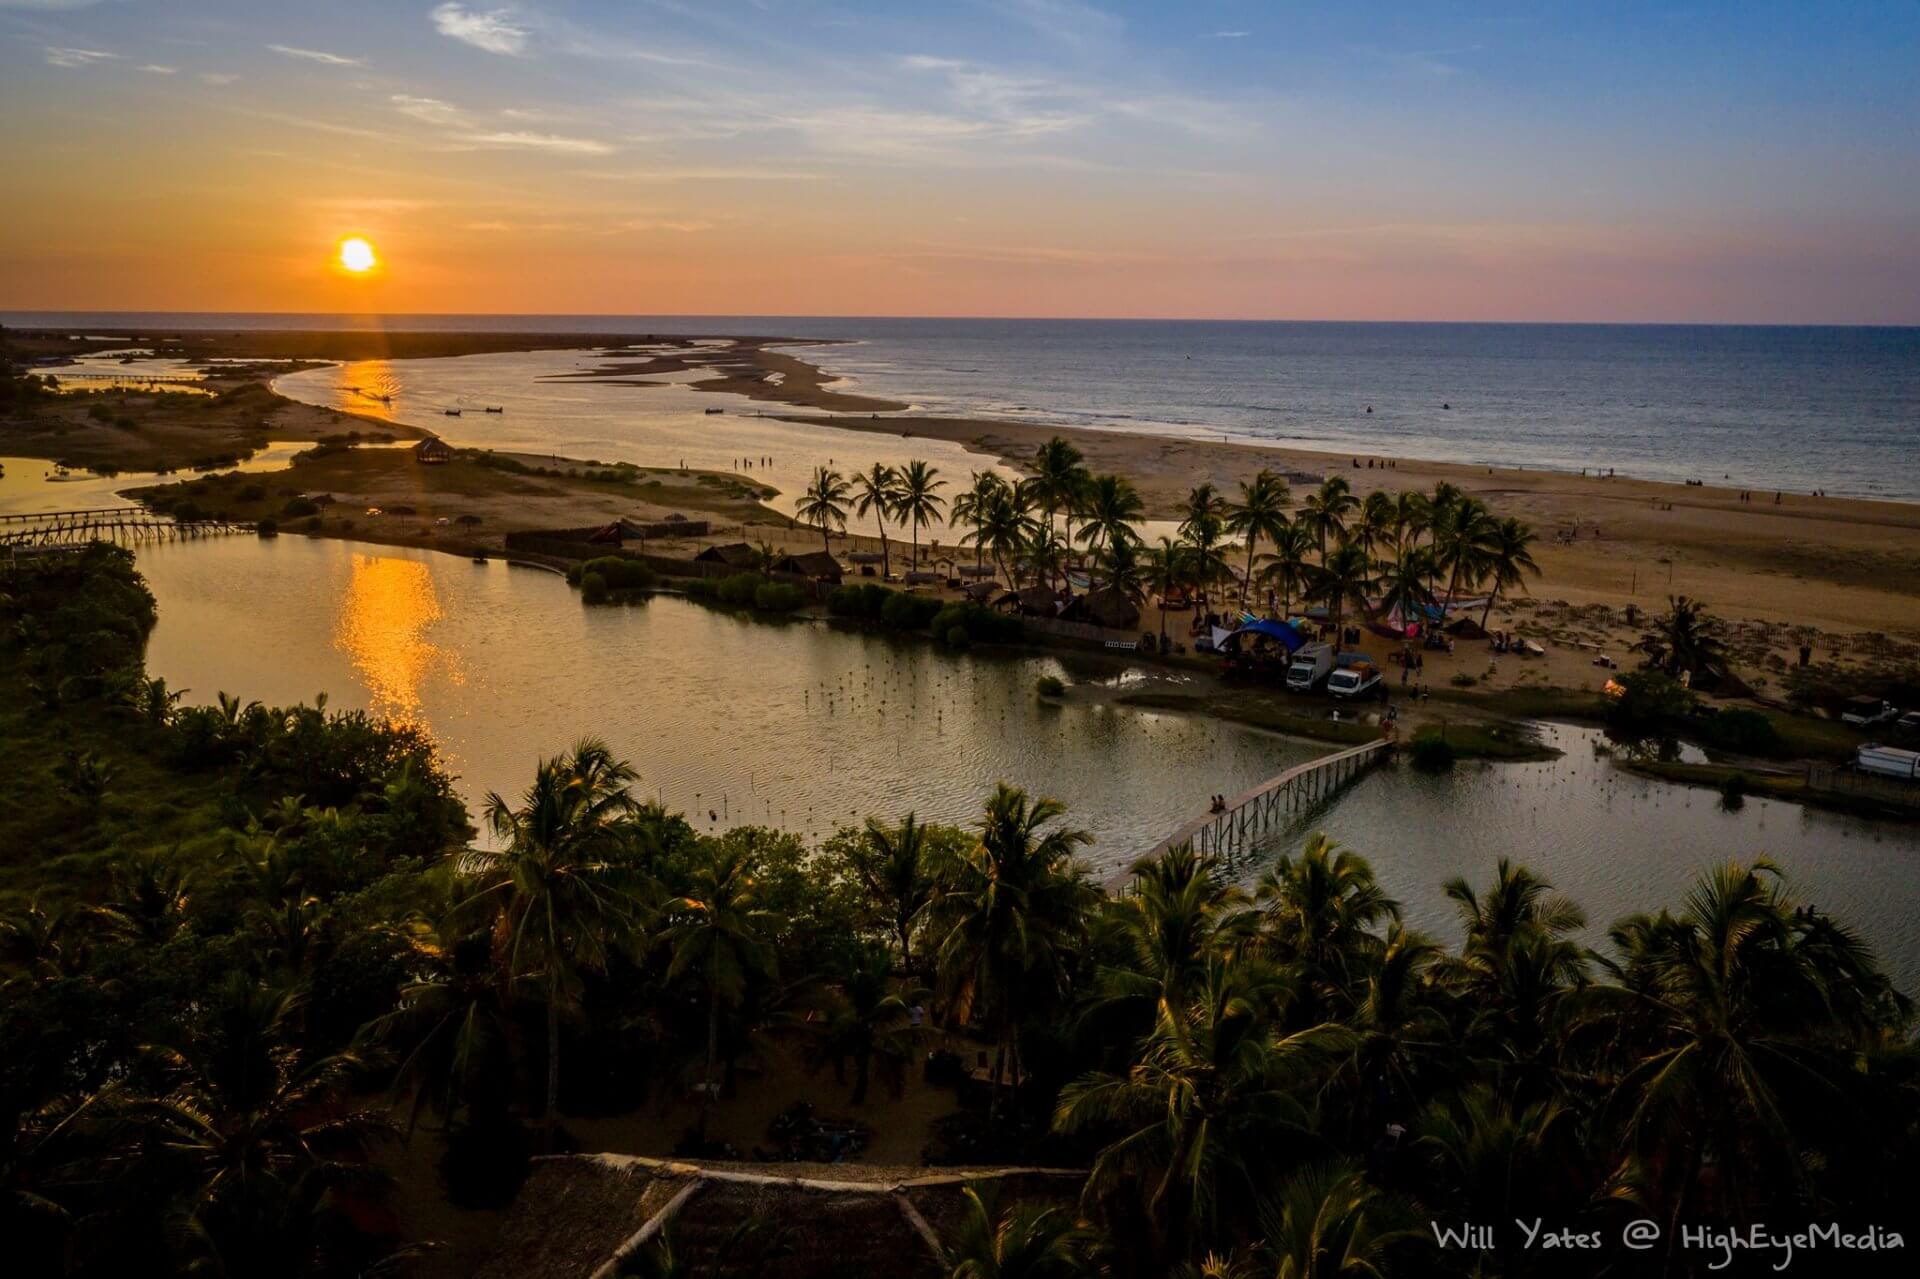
[
  {"x1": 953, "y1": 472, "x2": 1005, "y2": 576},
  {"x1": 1178, "y1": 483, "x2": 1226, "y2": 543},
  {"x1": 1374, "y1": 546, "x2": 1436, "y2": 635},
  {"x1": 466, "y1": 737, "x2": 645, "y2": 1150},
  {"x1": 849, "y1": 811, "x2": 940, "y2": 971},
  {"x1": 1143, "y1": 538, "x2": 1189, "y2": 649},
  {"x1": 930, "y1": 784, "x2": 1096, "y2": 1115},
  {"x1": 1393, "y1": 488, "x2": 1431, "y2": 557},
  {"x1": 797, "y1": 466, "x2": 851, "y2": 555},
  {"x1": 1647, "y1": 594, "x2": 1726, "y2": 678},
  {"x1": 1477, "y1": 517, "x2": 1540, "y2": 631},
  {"x1": 850, "y1": 463, "x2": 901, "y2": 577},
  {"x1": 1179, "y1": 512, "x2": 1234, "y2": 606},
  {"x1": 1311, "y1": 542, "x2": 1376, "y2": 634},
  {"x1": 1224, "y1": 471, "x2": 1291, "y2": 608},
  {"x1": 1246, "y1": 1158, "x2": 1417, "y2": 1279},
  {"x1": 1098, "y1": 535, "x2": 1146, "y2": 608},
  {"x1": 1588, "y1": 860, "x2": 1899, "y2": 1226},
  {"x1": 812, "y1": 944, "x2": 927, "y2": 1103},
  {"x1": 1434, "y1": 497, "x2": 1495, "y2": 620},
  {"x1": 1414, "y1": 1085, "x2": 1580, "y2": 1229},
  {"x1": 1255, "y1": 833, "x2": 1400, "y2": 1006},
  {"x1": 896, "y1": 459, "x2": 947, "y2": 568},
  {"x1": 1029, "y1": 436, "x2": 1091, "y2": 551},
  {"x1": 1095, "y1": 844, "x2": 1250, "y2": 1028},
  {"x1": 1055, "y1": 954, "x2": 1354, "y2": 1249},
  {"x1": 1300, "y1": 477, "x2": 1359, "y2": 562},
  {"x1": 1255, "y1": 520, "x2": 1314, "y2": 617},
  {"x1": 1073, "y1": 474, "x2": 1144, "y2": 575},
  {"x1": 661, "y1": 835, "x2": 777, "y2": 1137},
  {"x1": 1353, "y1": 489, "x2": 1397, "y2": 562},
  {"x1": 1021, "y1": 519, "x2": 1071, "y2": 592},
  {"x1": 942, "y1": 1185, "x2": 1092, "y2": 1279}
]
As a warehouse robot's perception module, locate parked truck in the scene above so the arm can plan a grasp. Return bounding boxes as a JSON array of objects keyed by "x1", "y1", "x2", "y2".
[
  {"x1": 1286, "y1": 642, "x2": 1335, "y2": 692},
  {"x1": 1841, "y1": 697, "x2": 1900, "y2": 727},
  {"x1": 1857, "y1": 744, "x2": 1920, "y2": 781},
  {"x1": 1327, "y1": 655, "x2": 1384, "y2": 699}
]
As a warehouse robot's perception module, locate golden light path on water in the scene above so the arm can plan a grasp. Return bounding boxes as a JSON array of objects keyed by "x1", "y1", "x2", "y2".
[{"x1": 333, "y1": 553, "x2": 464, "y2": 729}]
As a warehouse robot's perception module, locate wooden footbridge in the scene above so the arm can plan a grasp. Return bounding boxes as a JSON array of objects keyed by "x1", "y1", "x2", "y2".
[
  {"x1": 1107, "y1": 738, "x2": 1392, "y2": 894},
  {"x1": 0, "y1": 506, "x2": 254, "y2": 548}
]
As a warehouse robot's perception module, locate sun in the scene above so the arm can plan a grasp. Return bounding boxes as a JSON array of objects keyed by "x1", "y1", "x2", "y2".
[{"x1": 337, "y1": 236, "x2": 378, "y2": 274}]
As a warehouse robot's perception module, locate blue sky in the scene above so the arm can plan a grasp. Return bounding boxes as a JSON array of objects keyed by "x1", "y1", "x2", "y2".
[{"x1": 3, "y1": 0, "x2": 1916, "y2": 319}]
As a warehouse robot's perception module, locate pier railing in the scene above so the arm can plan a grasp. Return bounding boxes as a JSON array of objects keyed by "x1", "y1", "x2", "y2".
[
  {"x1": 0, "y1": 509, "x2": 254, "y2": 547},
  {"x1": 1106, "y1": 738, "x2": 1391, "y2": 894}
]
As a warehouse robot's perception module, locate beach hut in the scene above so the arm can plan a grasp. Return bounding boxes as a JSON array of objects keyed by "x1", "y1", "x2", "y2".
[
  {"x1": 412, "y1": 436, "x2": 452, "y2": 465},
  {"x1": 772, "y1": 550, "x2": 844, "y2": 583},
  {"x1": 695, "y1": 542, "x2": 760, "y2": 568},
  {"x1": 1016, "y1": 585, "x2": 1067, "y2": 617},
  {"x1": 1063, "y1": 585, "x2": 1141, "y2": 630}
]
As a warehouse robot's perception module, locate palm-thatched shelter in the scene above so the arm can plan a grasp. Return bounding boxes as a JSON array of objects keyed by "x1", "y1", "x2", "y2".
[{"x1": 473, "y1": 1155, "x2": 1081, "y2": 1279}]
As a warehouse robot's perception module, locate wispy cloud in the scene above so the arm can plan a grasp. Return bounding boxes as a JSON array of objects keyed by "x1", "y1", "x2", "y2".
[
  {"x1": 431, "y1": 3, "x2": 530, "y2": 56},
  {"x1": 579, "y1": 165, "x2": 828, "y2": 184},
  {"x1": 139, "y1": 64, "x2": 178, "y2": 75},
  {"x1": 392, "y1": 94, "x2": 468, "y2": 126},
  {"x1": 267, "y1": 44, "x2": 365, "y2": 67},
  {"x1": 198, "y1": 71, "x2": 239, "y2": 86},
  {"x1": 44, "y1": 47, "x2": 119, "y2": 68},
  {"x1": 461, "y1": 130, "x2": 613, "y2": 154},
  {"x1": 1205, "y1": 31, "x2": 1250, "y2": 40}
]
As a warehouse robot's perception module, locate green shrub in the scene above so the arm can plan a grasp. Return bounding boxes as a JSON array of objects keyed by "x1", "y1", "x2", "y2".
[
  {"x1": 930, "y1": 602, "x2": 1024, "y2": 644},
  {"x1": 1408, "y1": 731, "x2": 1457, "y2": 772},
  {"x1": 944, "y1": 625, "x2": 971, "y2": 648},
  {"x1": 255, "y1": 518, "x2": 278, "y2": 538},
  {"x1": 282, "y1": 496, "x2": 320, "y2": 518},
  {"x1": 880, "y1": 591, "x2": 942, "y2": 631},
  {"x1": 827, "y1": 582, "x2": 896, "y2": 620},
  {"x1": 754, "y1": 582, "x2": 805, "y2": 613},
  {"x1": 1696, "y1": 707, "x2": 1782, "y2": 757},
  {"x1": 581, "y1": 556, "x2": 655, "y2": 592},
  {"x1": 1719, "y1": 772, "x2": 1749, "y2": 811},
  {"x1": 716, "y1": 572, "x2": 765, "y2": 606},
  {"x1": 1036, "y1": 675, "x2": 1066, "y2": 699},
  {"x1": 580, "y1": 571, "x2": 608, "y2": 604},
  {"x1": 1606, "y1": 668, "x2": 1697, "y2": 732}
]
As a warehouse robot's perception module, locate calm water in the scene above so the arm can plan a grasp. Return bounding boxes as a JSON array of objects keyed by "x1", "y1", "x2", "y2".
[
  {"x1": 132, "y1": 536, "x2": 1920, "y2": 991},
  {"x1": 13, "y1": 312, "x2": 1919, "y2": 501}
]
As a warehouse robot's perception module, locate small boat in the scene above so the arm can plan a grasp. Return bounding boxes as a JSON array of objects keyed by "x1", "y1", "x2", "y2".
[
  {"x1": 444, "y1": 408, "x2": 462, "y2": 416},
  {"x1": 704, "y1": 407, "x2": 724, "y2": 414},
  {"x1": 471, "y1": 554, "x2": 488, "y2": 564},
  {"x1": 483, "y1": 405, "x2": 504, "y2": 413}
]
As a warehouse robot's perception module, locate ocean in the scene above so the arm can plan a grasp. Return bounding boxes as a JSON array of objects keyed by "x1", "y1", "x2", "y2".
[{"x1": 9, "y1": 313, "x2": 1917, "y2": 502}]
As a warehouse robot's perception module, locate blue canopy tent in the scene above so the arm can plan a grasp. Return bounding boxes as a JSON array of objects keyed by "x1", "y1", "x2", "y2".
[{"x1": 1220, "y1": 618, "x2": 1309, "y2": 674}]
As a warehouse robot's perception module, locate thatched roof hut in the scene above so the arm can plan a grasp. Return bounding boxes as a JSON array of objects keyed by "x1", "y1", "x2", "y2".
[
  {"x1": 413, "y1": 436, "x2": 452, "y2": 464},
  {"x1": 474, "y1": 1155, "x2": 1081, "y2": 1279},
  {"x1": 771, "y1": 551, "x2": 844, "y2": 582},
  {"x1": 1016, "y1": 585, "x2": 1066, "y2": 617},
  {"x1": 1064, "y1": 585, "x2": 1140, "y2": 631},
  {"x1": 695, "y1": 542, "x2": 760, "y2": 568}
]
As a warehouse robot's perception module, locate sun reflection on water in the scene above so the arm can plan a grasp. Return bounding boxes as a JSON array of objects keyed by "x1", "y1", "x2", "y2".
[{"x1": 333, "y1": 553, "x2": 463, "y2": 728}]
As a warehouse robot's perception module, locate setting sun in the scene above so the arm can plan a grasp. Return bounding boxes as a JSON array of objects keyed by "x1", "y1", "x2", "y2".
[{"x1": 337, "y1": 236, "x2": 377, "y2": 274}]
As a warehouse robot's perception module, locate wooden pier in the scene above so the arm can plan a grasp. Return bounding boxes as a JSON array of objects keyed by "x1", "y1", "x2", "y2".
[
  {"x1": 1107, "y1": 738, "x2": 1391, "y2": 894},
  {"x1": 0, "y1": 507, "x2": 253, "y2": 547}
]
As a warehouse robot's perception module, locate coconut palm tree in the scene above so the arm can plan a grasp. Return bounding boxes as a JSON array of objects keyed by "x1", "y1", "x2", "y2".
[
  {"x1": 850, "y1": 463, "x2": 901, "y2": 577},
  {"x1": 1311, "y1": 542, "x2": 1376, "y2": 635},
  {"x1": 1434, "y1": 497, "x2": 1495, "y2": 620},
  {"x1": 1074, "y1": 474, "x2": 1145, "y2": 573},
  {"x1": 1099, "y1": 535, "x2": 1146, "y2": 608},
  {"x1": 1255, "y1": 833, "x2": 1400, "y2": 1008},
  {"x1": 797, "y1": 466, "x2": 851, "y2": 555},
  {"x1": 1143, "y1": 538, "x2": 1189, "y2": 649},
  {"x1": 953, "y1": 472, "x2": 1005, "y2": 576},
  {"x1": 1588, "y1": 860, "x2": 1899, "y2": 1226},
  {"x1": 1244, "y1": 1158, "x2": 1417, "y2": 1279},
  {"x1": 942, "y1": 1185, "x2": 1093, "y2": 1279},
  {"x1": 930, "y1": 784, "x2": 1096, "y2": 1115},
  {"x1": 1055, "y1": 954, "x2": 1355, "y2": 1250},
  {"x1": 896, "y1": 459, "x2": 947, "y2": 568},
  {"x1": 1178, "y1": 483, "x2": 1227, "y2": 543},
  {"x1": 1300, "y1": 477, "x2": 1359, "y2": 562},
  {"x1": 811, "y1": 943, "x2": 927, "y2": 1104},
  {"x1": 1477, "y1": 517, "x2": 1541, "y2": 631},
  {"x1": 1647, "y1": 594, "x2": 1727, "y2": 679},
  {"x1": 1255, "y1": 520, "x2": 1314, "y2": 617},
  {"x1": 660, "y1": 835, "x2": 777, "y2": 1137},
  {"x1": 1022, "y1": 520, "x2": 1072, "y2": 592},
  {"x1": 1179, "y1": 512, "x2": 1234, "y2": 606},
  {"x1": 849, "y1": 811, "x2": 940, "y2": 972},
  {"x1": 1374, "y1": 546, "x2": 1436, "y2": 636},
  {"x1": 1354, "y1": 490, "x2": 1397, "y2": 561},
  {"x1": 1224, "y1": 471, "x2": 1292, "y2": 607},
  {"x1": 1095, "y1": 844, "x2": 1251, "y2": 1028},
  {"x1": 467, "y1": 738, "x2": 646, "y2": 1151},
  {"x1": 1393, "y1": 488, "x2": 1431, "y2": 557},
  {"x1": 1029, "y1": 436, "x2": 1091, "y2": 551}
]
